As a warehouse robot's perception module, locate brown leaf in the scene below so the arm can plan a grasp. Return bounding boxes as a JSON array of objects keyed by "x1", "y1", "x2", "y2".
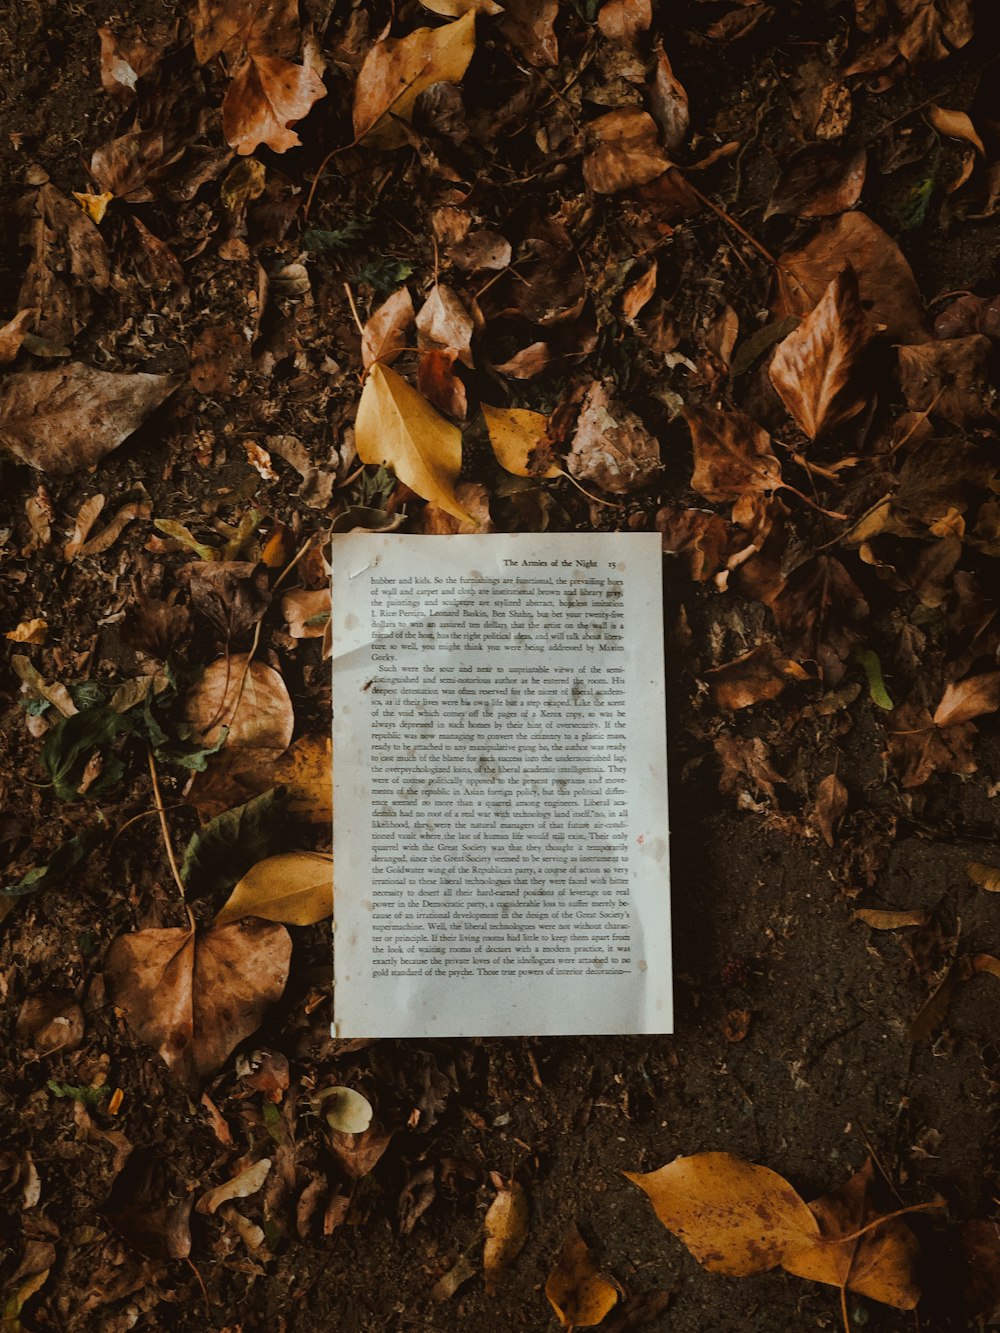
[
  {"x1": 769, "y1": 267, "x2": 871, "y2": 439},
  {"x1": 649, "y1": 40, "x2": 689, "y2": 152},
  {"x1": 197, "y1": 1157, "x2": 272, "y2": 1214},
  {"x1": 966, "y1": 861, "x2": 1000, "y2": 893},
  {"x1": 626, "y1": 1152, "x2": 821, "y2": 1277},
  {"x1": 545, "y1": 1222, "x2": 621, "y2": 1327},
  {"x1": 192, "y1": 0, "x2": 300, "y2": 63},
  {"x1": 105, "y1": 917, "x2": 291, "y2": 1089},
  {"x1": 597, "y1": 0, "x2": 652, "y2": 48},
  {"x1": 16, "y1": 994, "x2": 85, "y2": 1054},
  {"x1": 960, "y1": 1218, "x2": 1000, "y2": 1324},
  {"x1": 853, "y1": 908, "x2": 929, "y2": 929},
  {"x1": 499, "y1": 0, "x2": 558, "y2": 67},
  {"x1": 685, "y1": 406, "x2": 782, "y2": 503},
  {"x1": 183, "y1": 654, "x2": 295, "y2": 759},
  {"x1": 361, "y1": 287, "x2": 415, "y2": 369},
  {"x1": 714, "y1": 734, "x2": 785, "y2": 800},
  {"x1": 781, "y1": 1160, "x2": 921, "y2": 1310},
  {"x1": 766, "y1": 145, "x2": 867, "y2": 219},
  {"x1": 0, "y1": 363, "x2": 179, "y2": 473},
  {"x1": 0, "y1": 309, "x2": 36, "y2": 364},
  {"x1": 222, "y1": 54, "x2": 326, "y2": 155},
  {"x1": 765, "y1": 556, "x2": 868, "y2": 685},
  {"x1": 353, "y1": 12, "x2": 476, "y2": 148},
  {"x1": 583, "y1": 110, "x2": 672, "y2": 195},
  {"x1": 772, "y1": 212, "x2": 927, "y2": 344},
  {"x1": 657, "y1": 506, "x2": 731, "y2": 582},
  {"x1": 418, "y1": 348, "x2": 468, "y2": 418},
  {"x1": 416, "y1": 284, "x2": 475, "y2": 367},
  {"x1": 89, "y1": 130, "x2": 175, "y2": 201},
  {"x1": 326, "y1": 1123, "x2": 394, "y2": 1180},
  {"x1": 567, "y1": 381, "x2": 661, "y2": 494},
  {"x1": 926, "y1": 103, "x2": 984, "y2": 154},
  {"x1": 282, "y1": 587, "x2": 329, "y2": 638},
  {"x1": 812, "y1": 772, "x2": 848, "y2": 846},
  {"x1": 622, "y1": 260, "x2": 658, "y2": 322},
  {"x1": 705, "y1": 642, "x2": 809, "y2": 711},
  {"x1": 16, "y1": 181, "x2": 111, "y2": 344},
  {"x1": 187, "y1": 562, "x2": 271, "y2": 642},
  {"x1": 888, "y1": 696, "x2": 976, "y2": 788},
  {"x1": 484, "y1": 1176, "x2": 529, "y2": 1293},
  {"x1": 933, "y1": 672, "x2": 1000, "y2": 727},
  {"x1": 189, "y1": 732, "x2": 332, "y2": 822},
  {"x1": 98, "y1": 22, "x2": 168, "y2": 98},
  {"x1": 897, "y1": 335, "x2": 993, "y2": 425},
  {"x1": 420, "y1": 481, "x2": 495, "y2": 534},
  {"x1": 449, "y1": 228, "x2": 511, "y2": 273}
]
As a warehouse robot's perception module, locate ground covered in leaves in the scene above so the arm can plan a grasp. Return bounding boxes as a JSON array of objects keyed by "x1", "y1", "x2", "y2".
[{"x1": 1, "y1": 0, "x2": 999, "y2": 1329}]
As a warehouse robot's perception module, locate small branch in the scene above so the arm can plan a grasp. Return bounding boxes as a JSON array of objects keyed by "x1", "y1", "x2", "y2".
[
  {"x1": 676, "y1": 171, "x2": 777, "y2": 267},
  {"x1": 147, "y1": 747, "x2": 186, "y2": 901}
]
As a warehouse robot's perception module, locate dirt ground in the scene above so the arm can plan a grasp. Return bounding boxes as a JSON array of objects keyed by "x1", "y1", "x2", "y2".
[{"x1": 1, "y1": 1, "x2": 998, "y2": 1330}]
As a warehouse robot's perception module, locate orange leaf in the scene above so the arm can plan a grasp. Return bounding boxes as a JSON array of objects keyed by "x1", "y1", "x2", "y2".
[
  {"x1": 932, "y1": 672, "x2": 1000, "y2": 727},
  {"x1": 545, "y1": 1222, "x2": 620, "y2": 1327},
  {"x1": 483, "y1": 1176, "x2": 529, "y2": 1293},
  {"x1": 222, "y1": 54, "x2": 326, "y2": 155},
  {"x1": 685, "y1": 406, "x2": 782, "y2": 503},
  {"x1": 705, "y1": 642, "x2": 809, "y2": 711}
]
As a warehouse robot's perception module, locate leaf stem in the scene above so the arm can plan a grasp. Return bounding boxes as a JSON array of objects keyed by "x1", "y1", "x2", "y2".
[
  {"x1": 818, "y1": 1198, "x2": 945, "y2": 1247},
  {"x1": 148, "y1": 746, "x2": 187, "y2": 901}
]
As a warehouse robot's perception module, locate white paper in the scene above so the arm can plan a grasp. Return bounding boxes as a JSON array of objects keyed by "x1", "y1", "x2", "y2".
[{"x1": 331, "y1": 532, "x2": 671, "y2": 1037}]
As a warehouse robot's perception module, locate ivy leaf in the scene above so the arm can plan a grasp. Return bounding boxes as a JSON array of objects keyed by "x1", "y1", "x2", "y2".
[
  {"x1": 41, "y1": 707, "x2": 132, "y2": 800},
  {"x1": 180, "y1": 787, "x2": 287, "y2": 898}
]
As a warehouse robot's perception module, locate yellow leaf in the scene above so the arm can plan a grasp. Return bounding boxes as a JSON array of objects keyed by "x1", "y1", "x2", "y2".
[
  {"x1": 421, "y1": 0, "x2": 501, "y2": 16},
  {"x1": 355, "y1": 362, "x2": 470, "y2": 522},
  {"x1": 483, "y1": 1176, "x2": 529, "y2": 1293},
  {"x1": 967, "y1": 862, "x2": 1000, "y2": 892},
  {"x1": 545, "y1": 1222, "x2": 620, "y2": 1327},
  {"x1": 482, "y1": 403, "x2": 559, "y2": 478},
  {"x1": 853, "y1": 908, "x2": 929, "y2": 929},
  {"x1": 215, "y1": 851, "x2": 333, "y2": 926},
  {"x1": 353, "y1": 12, "x2": 476, "y2": 149},
  {"x1": 927, "y1": 104, "x2": 985, "y2": 155},
  {"x1": 72, "y1": 190, "x2": 114, "y2": 224},
  {"x1": 5, "y1": 618, "x2": 47, "y2": 644},
  {"x1": 625, "y1": 1152, "x2": 820, "y2": 1276}
]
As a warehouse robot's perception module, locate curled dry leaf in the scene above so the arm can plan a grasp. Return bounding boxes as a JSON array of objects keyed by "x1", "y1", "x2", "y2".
[
  {"x1": 926, "y1": 103, "x2": 984, "y2": 154},
  {"x1": 967, "y1": 861, "x2": 1000, "y2": 893},
  {"x1": 0, "y1": 363, "x2": 179, "y2": 473},
  {"x1": 223, "y1": 54, "x2": 326, "y2": 155},
  {"x1": 282, "y1": 587, "x2": 329, "y2": 638},
  {"x1": 355, "y1": 362, "x2": 470, "y2": 523},
  {"x1": 685, "y1": 406, "x2": 782, "y2": 503},
  {"x1": 353, "y1": 12, "x2": 476, "y2": 148},
  {"x1": 0, "y1": 308, "x2": 36, "y2": 364},
  {"x1": 705, "y1": 642, "x2": 809, "y2": 710},
  {"x1": 932, "y1": 672, "x2": 1000, "y2": 727},
  {"x1": 853, "y1": 908, "x2": 929, "y2": 929},
  {"x1": 769, "y1": 267, "x2": 871, "y2": 440},
  {"x1": 483, "y1": 404, "x2": 559, "y2": 478},
  {"x1": 897, "y1": 335, "x2": 993, "y2": 425},
  {"x1": 105, "y1": 917, "x2": 292, "y2": 1089},
  {"x1": 649, "y1": 40, "x2": 689, "y2": 153},
  {"x1": 622, "y1": 260, "x2": 658, "y2": 322},
  {"x1": 362, "y1": 287, "x2": 415, "y2": 369},
  {"x1": 545, "y1": 1222, "x2": 621, "y2": 1328},
  {"x1": 215, "y1": 850, "x2": 333, "y2": 926},
  {"x1": 483, "y1": 1176, "x2": 529, "y2": 1294},
  {"x1": 197, "y1": 1158, "x2": 272, "y2": 1215},
  {"x1": 567, "y1": 381, "x2": 662, "y2": 494},
  {"x1": 772, "y1": 211, "x2": 927, "y2": 344},
  {"x1": 183, "y1": 654, "x2": 295, "y2": 759},
  {"x1": 6, "y1": 619, "x2": 48, "y2": 645},
  {"x1": 583, "y1": 109, "x2": 672, "y2": 194}
]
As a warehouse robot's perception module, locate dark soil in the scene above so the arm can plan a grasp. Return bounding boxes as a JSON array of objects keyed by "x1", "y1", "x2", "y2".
[{"x1": 1, "y1": 2, "x2": 998, "y2": 1331}]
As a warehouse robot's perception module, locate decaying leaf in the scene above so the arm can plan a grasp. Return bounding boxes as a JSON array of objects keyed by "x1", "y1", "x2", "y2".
[
  {"x1": 353, "y1": 12, "x2": 476, "y2": 148},
  {"x1": 545, "y1": 1222, "x2": 621, "y2": 1327},
  {"x1": 0, "y1": 308, "x2": 36, "y2": 364},
  {"x1": 649, "y1": 40, "x2": 689, "y2": 152},
  {"x1": 567, "y1": 381, "x2": 661, "y2": 494},
  {"x1": 483, "y1": 1175, "x2": 529, "y2": 1294},
  {"x1": 853, "y1": 908, "x2": 929, "y2": 929},
  {"x1": 933, "y1": 672, "x2": 1000, "y2": 727},
  {"x1": 686, "y1": 406, "x2": 782, "y2": 503},
  {"x1": 705, "y1": 642, "x2": 809, "y2": 711},
  {"x1": 416, "y1": 283, "x2": 475, "y2": 367},
  {"x1": 197, "y1": 1158, "x2": 272, "y2": 1215},
  {"x1": 355, "y1": 362, "x2": 470, "y2": 522},
  {"x1": 362, "y1": 286, "x2": 415, "y2": 369},
  {"x1": 897, "y1": 335, "x2": 993, "y2": 425},
  {"x1": 484, "y1": 404, "x2": 559, "y2": 478},
  {"x1": 926, "y1": 103, "x2": 984, "y2": 155},
  {"x1": 811, "y1": 772, "x2": 848, "y2": 846},
  {"x1": 766, "y1": 145, "x2": 867, "y2": 219},
  {"x1": 0, "y1": 363, "x2": 179, "y2": 473},
  {"x1": 499, "y1": 0, "x2": 558, "y2": 67},
  {"x1": 16, "y1": 180, "x2": 110, "y2": 344},
  {"x1": 215, "y1": 851, "x2": 333, "y2": 926},
  {"x1": 6, "y1": 618, "x2": 48, "y2": 645},
  {"x1": 105, "y1": 916, "x2": 292, "y2": 1089},
  {"x1": 222, "y1": 54, "x2": 326, "y2": 155},
  {"x1": 583, "y1": 109, "x2": 672, "y2": 194},
  {"x1": 183, "y1": 654, "x2": 295, "y2": 759}
]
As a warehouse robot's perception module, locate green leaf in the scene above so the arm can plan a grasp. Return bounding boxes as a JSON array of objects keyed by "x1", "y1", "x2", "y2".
[
  {"x1": 353, "y1": 257, "x2": 415, "y2": 298},
  {"x1": 2, "y1": 822, "x2": 106, "y2": 898},
  {"x1": 853, "y1": 648, "x2": 894, "y2": 711},
  {"x1": 303, "y1": 215, "x2": 372, "y2": 254},
  {"x1": 180, "y1": 786, "x2": 287, "y2": 897},
  {"x1": 47, "y1": 1080, "x2": 108, "y2": 1105},
  {"x1": 41, "y1": 707, "x2": 132, "y2": 800}
]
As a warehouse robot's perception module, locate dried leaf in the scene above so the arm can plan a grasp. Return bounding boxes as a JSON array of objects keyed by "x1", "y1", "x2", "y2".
[
  {"x1": 416, "y1": 283, "x2": 475, "y2": 367},
  {"x1": 353, "y1": 12, "x2": 476, "y2": 149},
  {"x1": 766, "y1": 145, "x2": 867, "y2": 219},
  {"x1": 449, "y1": 228, "x2": 511, "y2": 272},
  {"x1": 772, "y1": 212, "x2": 927, "y2": 344},
  {"x1": 966, "y1": 862, "x2": 1000, "y2": 893},
  {"x1": 314, "y1": 1086, "x2": 373, "y2": 1134},
  {"x1": 854, "y1": 908, "x2": 929, "y2": 928},
  {"x1": 197, "y1": 1158, "x2": 272, "y2": 1215},
  {"x1": 483, "y1": 404, "x2": 559, "y2": 478},
  {"x1": 105, "y1": 917, "x2": 291, "y2": 1089},
  {"x1": 705, "y1": 642, "x2": 809, "y2": 710},
  {"x1": 17, "y1": 181, "x2": 110, "y2": 343},
  {"x1": 418, "y1": 348, "x2": 468, "y2": 419},
  {"x1": 420, "y1": 480, "x2": 495, "y2": 534},
  {"x1": 926, "y1": 103, "x2": 984, "y2": 154},
  {"x1": 484, "y1": 1176, "x2": 529, "y2": 1293},
  {"x1": 545, "y1": 1222, "x2": 621, "y2": 1327},
  {"x1": 189, "y1": 732, "x2": 332, "y2": 822},
  {"x1": 597, "y1": 0, "x2": 652, "y2": 47},
  {"x1": 933, "y1": 672, "x2": 1000, "y2": 727},
  {"x1": 0, "y1": 364, "x2": 179, "y2": 474},
  {"x1": 215, "y1": 851, "x2": 333, "y2": 926},
  {"x1": 897, "y1": 335, "x2": 992, "y2": 425},
  {"x1": 622, "y1": 261, "x2": 658, "y2": 322},
  {"x1": 183, "y1": 654, "x2": 295, "y2": 757},
  {"x1": 421, "y1": 0, "x2": 502, "y2": 14},
  {"x1": 0, "y1": 309, "x2": 36, "y2": 364},
  {"x1": 222, "y1": 54, "x2": 326, "y2": 155},
  {"x1": 812, "y1": 772, "x2": 848, "y2": 846},
  {"x1": 355, "y1": 362, "x2": 470, "y2": 522},
  {"x1": 282, "y1": 587, "x2": 329, "y2": 638},
  {"x1": 362, "y1": 287, "x2": 415, "y2": 369},
  {"x1": 583, "y1": 110, "x2": 672, "y2": 194},
  {"x1": 6, "y1": 618, "x2": 48, "y2": 645},
  {"x1": 191, "y1": 0, "x2": 301, "y2": 63},
  {"x1": 769, "y1": 268, "x2": 871, "y2": 439},
  {"x1": 75, "y1": 497, "x2": 152, "y2": 559},
  {"x1": 567, "y1": 381, "x2": 662, "y2": 494},
  {"x1": 499, "y1": 0, "x2": 558, "y2": 67},
  {"x1": 685, "y1": 406, "x2": 782, "y2": 503},
  {"x1": 649, "y1": 41, "x2": 689, "y2": 152},
  {"x1": 327, "y1": 1123, "x2": 394, "y2": 1179},
  {"x1": 714, "y1": 734, "x2": 784, "y2": 800},
  {"x1": 626, "y1": 1153, "x2": 821, "y2": 1276}
]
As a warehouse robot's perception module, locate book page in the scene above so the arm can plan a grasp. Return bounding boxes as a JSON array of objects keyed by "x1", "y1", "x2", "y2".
[{"x1": 331, "y1": 532, "x2": 671, "y2": 1037}]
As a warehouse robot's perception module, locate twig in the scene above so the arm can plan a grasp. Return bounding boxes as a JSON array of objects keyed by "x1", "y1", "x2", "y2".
[
  {"x1": 147, "y1": 747, "x2": 186, "y2": 901},
  {"x1": 676, "y1": 171, "x2": 777, "y2": 267}
]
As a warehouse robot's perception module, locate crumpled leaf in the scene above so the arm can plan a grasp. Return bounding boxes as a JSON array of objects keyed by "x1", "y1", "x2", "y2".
[
  {"x1": 222, "y1": 53, "x2": 326, "y2": 155},
  {"x1": 626, "y1": 1153, "x2": 821, "y2": 1276},
  {"x1": 355, "y1": 362, "x2": 470, "y2": 522},
  {"x1": 362, "y1": 286, "x2": 414, "y2": 369},
  {"x1": 888, "y1": 695, "x2": 976, "y2": 787},
  {"x1": 897, "y1": 335, "x2": 993, "y2": 425},
  {"x1": 5, "y1": 618, "x2": 47, "y2": 644},
  {"x1": 182, "y1": 654, "x2": 295, "y2": 759},
  {"x1": 180, "y1": 787, "x2": 287, "y2": 898},
  {"x1": 772, "y1": 211, "x2": 927, "y2": 344},
  {"x1": 932, "y1": 672, "x2": 1000, "y2": 727},
  {"x1": 215, "y1": 850, "x2": 333, "y2": 926},
  {"x1": 705, "y1": 642, "x2": 809, "y2": 710},
  {"x1": 484, "y1": 404, "x2": 559, "y2": 478},
  {"x1": 685, "y1": 406, "x2": 782, "y2": 503},
  {"x1": 769, "y1": 267, "x2": 871, "y2": 439},
  {"x1": 483, "y1": 1175, "x2": 529, "y2": 1294},
  {"x1": 353, "y1": 12, "x2": 476, "y2": 149},
  {"x1": 927, "y1": 103, "x2": 984, "y2": 155},
  {"x1": 583, "y1": 109, "x2": 672, "y2": 194},
  {"x1": 545, "y1": 1222, "x2": 621, "y2": 1327},
  {"x1": 567, "y1": 381, "x2": 662, "y2": 494},
  {"x1": 188, "y1": 562, "x2": 271, "y2": 643},
  {"x1": 105, "y1": 916, "x2": 291, "y2": 1089},
  {"x1": 197, "y1": 1158, "x2": 272, "y2": 1214},
  {"x1": 0, "y1": 363, "x2": 179, "y2": 473}
]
